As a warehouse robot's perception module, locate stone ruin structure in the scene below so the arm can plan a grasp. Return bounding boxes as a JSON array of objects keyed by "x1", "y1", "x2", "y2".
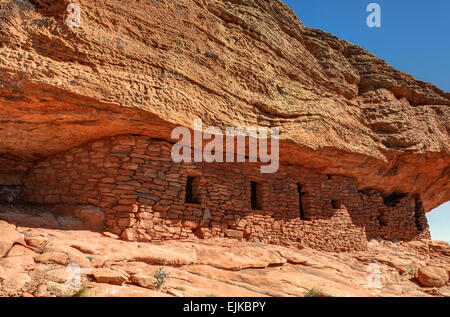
[
  {"x1": 18, "y1": 134, "x2": 430, "y2": 252},
  {"x1": 0, "y1": 0, "x2": 447, "y2": 254}
]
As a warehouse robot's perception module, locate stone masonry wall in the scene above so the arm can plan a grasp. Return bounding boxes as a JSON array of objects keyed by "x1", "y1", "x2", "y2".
[{"x1": 21, "y1": 135, "x2": 430, "y2": 252}]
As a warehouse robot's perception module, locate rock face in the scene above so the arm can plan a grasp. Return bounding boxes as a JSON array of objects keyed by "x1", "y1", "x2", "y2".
[
  {"x1": 0, "y1": 0, "x2": 448, "y2": 214},
  {"x1": 0, "y1": 207, "x2": 449, "y2": 297}
]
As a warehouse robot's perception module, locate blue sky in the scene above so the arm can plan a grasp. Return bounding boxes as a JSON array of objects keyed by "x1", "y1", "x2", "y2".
[
  {"x1": 282, "y1": 0, "x2": 449, "y2": 242},
  {"x1": 427, "y1": 202, "x2": 450, "y2": 243},
  {"x1": 283, "y1": 0, "x2": 450, "y2": 91}
]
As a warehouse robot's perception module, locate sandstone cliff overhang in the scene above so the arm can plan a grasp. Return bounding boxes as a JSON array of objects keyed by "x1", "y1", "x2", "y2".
[{"x1": 0, "y1": 0, "x2": 448, "y2": 211}]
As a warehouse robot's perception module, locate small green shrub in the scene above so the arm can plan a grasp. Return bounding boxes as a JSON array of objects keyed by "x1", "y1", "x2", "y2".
[{"x1": 154, "y1": 261, "x2": 170, "y2": 289}]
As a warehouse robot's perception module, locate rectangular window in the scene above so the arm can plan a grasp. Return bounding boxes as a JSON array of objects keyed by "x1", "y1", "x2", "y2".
[
  {"x1": 414, "y1": 195, "x2": 424, "y2": 232},
  {"x1": 297, "y1": 183, "x2": 306, "y2": 220},
  {"x1": 185, "y1": 176, "x2": 200, "y2": 204},
  {"x1": 331, "y1": 200, "x2": 344, "y2": 210},
  {"x1": 251, "y1": 181, "x2": 263, "y2": 210},
  {"x1": 378, "y1": 214, "x2": 388, "y2": 227}
]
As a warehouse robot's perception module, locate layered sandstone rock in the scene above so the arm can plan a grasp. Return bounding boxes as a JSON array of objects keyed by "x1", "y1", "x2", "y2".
[
  {"x1": 0, "y1": 207, "x2": 449, "y2": 297},
  {"x1": 0, "y1": 0, "x2": 448, "y2": 212}
]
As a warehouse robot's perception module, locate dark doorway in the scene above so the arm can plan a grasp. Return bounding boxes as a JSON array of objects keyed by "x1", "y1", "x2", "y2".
[
  {"x1": 185, "y1": 176, "x2": 200, "y2": 204},
  {"x1": 414, "y1": 195, "x2": 425, "y2": 232},
  {"x1": 297, "y1": 183, "x2": 306, "y2": 220},
  {"x1": 331, "y1": 200, "x2": 339, "y2": 209},
  {"x1": 251, "y1": 181, "x2": 263, "y2": 210},
  {"x1": 331, "y1": 200, "x2": 345, "y2": 210}
]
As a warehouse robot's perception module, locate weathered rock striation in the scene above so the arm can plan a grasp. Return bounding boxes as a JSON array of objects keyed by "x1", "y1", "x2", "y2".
[
  {"x1": 0, "y1": 0, "x2": 448, "y2": 250},
  {"x1": 0, "y1": 208, "x2": 449, "y2": 297}
]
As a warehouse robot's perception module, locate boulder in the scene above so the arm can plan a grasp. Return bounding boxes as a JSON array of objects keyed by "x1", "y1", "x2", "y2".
[
  {"x1": 130, "y1": 273, "x2": 158, "y2": 289},
  {"x1": 25, "y1": 235, "x2": 49, "y2": 250},
  {"x1": 0, "y1": 221, "x2": 24, "y2": 257},
  {"x1": 34, "y1": 252, "x2": 69, "y2": 265},
  {"x1": 91, "y1": 268, "x2": 128, "y2": 285},
  {"x1": 417, "y1": 266, "x2": 449, "y2": 288}
]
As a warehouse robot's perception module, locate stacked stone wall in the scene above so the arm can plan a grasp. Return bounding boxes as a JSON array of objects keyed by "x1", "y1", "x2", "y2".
[{"x1": 21, "y1": 135, "x2": 430, "y2": 252}]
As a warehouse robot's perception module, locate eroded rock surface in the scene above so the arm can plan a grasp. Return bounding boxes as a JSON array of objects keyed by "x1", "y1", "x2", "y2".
[
  {"x1": 0, "y1": 0, "x2": 448, "y2": 211},
  {"x1": 0, "y1": 207, "x2": 449, "y2": 297}
]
